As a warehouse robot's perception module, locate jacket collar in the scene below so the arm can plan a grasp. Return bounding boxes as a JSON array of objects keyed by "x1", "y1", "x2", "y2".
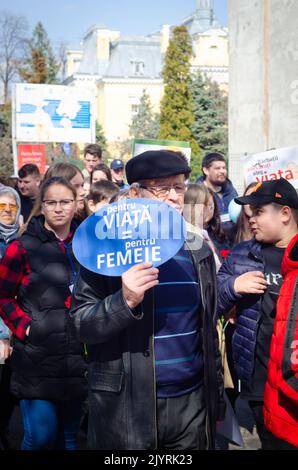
[
  {"x1": 248, "y1": 238, "x2": 263, "y2": 261},
  {"x1": 25, "y1": 215, "x2": 77, "y2": 243},
  {"x1": 282, "y1": 232, "x2": 298, "y2": 276}
]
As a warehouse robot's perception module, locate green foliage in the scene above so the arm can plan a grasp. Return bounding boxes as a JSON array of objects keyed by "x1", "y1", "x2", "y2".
[
  {"x1": 96, "y1": 121, "x2": 107, "y2": 150},
  {"x1": 191, "y1": 72, "x2": 228, "y2": 162},
  {"x1": 189, "y1": 150, "x2": 203, "y2": 181},
  {"x1": 0, "y1": 103, "x2": 14, "y2": 175},
  {"x1": 18, "y1": 22, "x2": 59, "y2": 84},
  {"x1": 159, "y1": 26, "x2": 193, "y2": 141},
  {"x1": 159, "y1": 25, "x2": 201, "y2": 179},
  {"x1": 129, "y1": 89, "x2": 160, "y2": 139}
]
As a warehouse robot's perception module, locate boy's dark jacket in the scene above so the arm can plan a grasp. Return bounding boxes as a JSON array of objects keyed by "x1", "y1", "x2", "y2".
[{"x1": 217, "y1": 238, "x2": 264, "y2": 392}]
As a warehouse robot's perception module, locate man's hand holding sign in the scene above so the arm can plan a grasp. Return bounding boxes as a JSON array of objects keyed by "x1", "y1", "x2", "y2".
[{"x1": 122, "y1": 262, "x2": 159, "y2": 309}]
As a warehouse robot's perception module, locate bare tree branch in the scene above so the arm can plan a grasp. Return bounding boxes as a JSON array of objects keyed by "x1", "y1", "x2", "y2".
[{"x1": 0, "y1": 11, "x2": 28, "y2": 102}]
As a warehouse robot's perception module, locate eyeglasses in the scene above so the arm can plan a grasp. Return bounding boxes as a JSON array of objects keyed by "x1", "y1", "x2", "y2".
[
  {"x1": 0, "y1": 203, "x2": 17, "y2": 212},
  {"x1": 139, "y1": 184, "x2": 186, "y2": 198},
  {"x1": 42, "y1": 199, "x2": 75, "y2": 210}
]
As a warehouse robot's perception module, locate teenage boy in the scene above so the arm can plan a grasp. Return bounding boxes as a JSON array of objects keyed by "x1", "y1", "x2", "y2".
[{"x1": 217, "y1": 178, "x2": 298, "y2": 449}]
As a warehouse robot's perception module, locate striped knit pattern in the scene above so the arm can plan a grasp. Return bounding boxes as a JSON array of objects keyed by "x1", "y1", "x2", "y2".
[{"x1": 154, "y1": 247, "x2": 203, "y2": 398}]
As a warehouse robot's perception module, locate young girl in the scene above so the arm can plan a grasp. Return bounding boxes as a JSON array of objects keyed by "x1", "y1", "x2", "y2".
[
  {"x1": 234, "y1": 182, "x2": 258, "y2": 244},
  {"x1": 184, "y1": 183, "x2": 230, "y2": 265},
  {"x1": 44, "y1": 163, "x2": 88, "y2": 222},
  {"x1": 87, "y1": 180, "x2": 119, "y2": 213},
  {"x1": 0, "y1": 177, "x2": 87, "y2": 450},
  {"x1": 91, "y1": 163, "x2": 112, "y2": 183}
]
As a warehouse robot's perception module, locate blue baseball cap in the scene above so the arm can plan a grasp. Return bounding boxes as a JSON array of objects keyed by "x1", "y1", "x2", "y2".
[{"x1": 110, "y1": 159, "x2": 124, "y2": 170}]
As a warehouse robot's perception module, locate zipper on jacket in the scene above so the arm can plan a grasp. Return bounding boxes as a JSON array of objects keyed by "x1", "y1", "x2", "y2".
[
  {"x1": 187, "y1": 244, "x2": 212, "y2": 449},
  {"x1": 198, "y1": 261, "x2": 212, "y2": 450}
]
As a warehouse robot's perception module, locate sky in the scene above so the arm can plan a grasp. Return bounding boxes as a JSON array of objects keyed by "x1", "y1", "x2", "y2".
[{"x1": 1, "y1": 0, "x2": 227, "y2": 49}]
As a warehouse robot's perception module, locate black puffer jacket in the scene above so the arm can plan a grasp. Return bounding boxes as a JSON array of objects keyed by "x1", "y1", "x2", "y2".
[
  {"x1": 9, "y1": 216, "x2": 87, "y2": 402},
  {"x1": 70, "y1": 236, "x2": 225, "y2": 450}
]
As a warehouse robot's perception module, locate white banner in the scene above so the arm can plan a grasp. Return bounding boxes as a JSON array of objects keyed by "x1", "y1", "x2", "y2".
[
  {"x1": 242, "y1": 145, "x2": 298, "y2": 190},
  {"x1": 14, "y1": 83, "x2": 95, "y2": 143}
]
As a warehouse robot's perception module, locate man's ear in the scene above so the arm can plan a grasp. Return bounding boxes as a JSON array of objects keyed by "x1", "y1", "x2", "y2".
[
  {"x1": 202, "y1": 167, "x2": 208, "y2": 178},
  {"x1": 129, "y1": 185, "x2": 140, "y2": 199}
]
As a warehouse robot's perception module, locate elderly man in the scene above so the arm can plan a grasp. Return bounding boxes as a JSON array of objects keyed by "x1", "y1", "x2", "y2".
[{"x1": 70, "y1": 150, "x2": 224, "y2": 450}]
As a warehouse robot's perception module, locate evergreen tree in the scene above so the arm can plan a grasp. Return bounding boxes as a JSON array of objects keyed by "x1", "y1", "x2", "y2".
[
  {"x1": 96, "y1": 121, "x2": 107, "y2": 151},
  {"x1": 159, "y1": 25, "x2": 201, "y2": 179},
  {"x1": 129, "y1": 89, "x2": 160, "y2": 139},
  {"x1": 19, "y1": 22, "x2": 59, "y2": 84},
  {"x1": 209, "y1": 79, "x2": 228, "y2": 130},
  {"x1": 191, "y1": 72, "x2": 228, "y2": 162}
]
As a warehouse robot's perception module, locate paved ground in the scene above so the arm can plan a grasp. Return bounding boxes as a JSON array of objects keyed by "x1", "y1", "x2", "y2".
[
  {"x1": 230, "y1": 397, "x2": 261, "y2": 450},
  {"x1": 6, "y1": 396, "x2": 260, "y2": 451}
]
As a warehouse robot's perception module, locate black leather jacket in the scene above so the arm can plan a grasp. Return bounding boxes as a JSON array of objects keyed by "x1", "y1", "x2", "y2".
[{"x1": 70, "y1": 237, "x2": 225, "y2": 449}]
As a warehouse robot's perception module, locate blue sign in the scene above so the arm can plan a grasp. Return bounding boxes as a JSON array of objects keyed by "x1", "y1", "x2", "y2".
[
  {"x1": 73, "y1": 198, "x2": 186, "y2": 277},
  {"x1": 62, "y1": 142, "x2": 71, "y2": 157},
  {"x1": 228, "y1": 198, "x2": 242, "y2": 224}
]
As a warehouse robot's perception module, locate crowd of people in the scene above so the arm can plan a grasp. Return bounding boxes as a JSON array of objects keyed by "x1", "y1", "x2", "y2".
[{"x1": 0, "y1": 145, "x2": 297, "y2": 451}]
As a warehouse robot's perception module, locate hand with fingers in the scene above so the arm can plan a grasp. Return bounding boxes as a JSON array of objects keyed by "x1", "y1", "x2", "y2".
[
  {"x1": 0, "y1": 339, "x2": 13, "y2": 362},
  {"x1": 234, "y1": 271, "x2": 268, "y2": 295},
  {"x1": 122, "y1": 262, "x2": 159, "y2": 310}
]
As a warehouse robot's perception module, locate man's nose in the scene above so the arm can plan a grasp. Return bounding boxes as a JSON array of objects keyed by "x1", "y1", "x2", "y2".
[{"x1": 167, "y1": 188, "x2": 179, "y2": 201}]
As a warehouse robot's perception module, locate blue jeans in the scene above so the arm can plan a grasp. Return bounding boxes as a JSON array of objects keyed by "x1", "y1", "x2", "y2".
[{"x1": 20, "y1": 399, "x2": 82, "y2": 450}]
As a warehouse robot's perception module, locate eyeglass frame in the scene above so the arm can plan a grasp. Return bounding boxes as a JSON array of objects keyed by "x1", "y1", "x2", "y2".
[
  {"x1": 42, "y1": 199, "x2": 75, "y2": 210},
  {"x1": 138, "y1": 183, "x2": 187, "y2": 198}
]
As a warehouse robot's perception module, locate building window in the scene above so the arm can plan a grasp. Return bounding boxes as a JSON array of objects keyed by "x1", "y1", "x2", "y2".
[{"x1": 131, "y1": 60, "x2": 145, "y2": 76}]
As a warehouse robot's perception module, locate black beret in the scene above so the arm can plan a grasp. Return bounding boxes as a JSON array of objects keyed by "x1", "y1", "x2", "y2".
[{"x1": 126, "y1": 150, "x2": 191, "y2": 185}]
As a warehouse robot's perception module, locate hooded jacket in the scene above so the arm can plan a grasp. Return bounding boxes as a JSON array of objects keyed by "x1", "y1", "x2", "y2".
[
  {"x1": 263, "y1": 233, "x2": 298, "y2": 447},
  {"x1": 0, "y1": 216, "x2": 87, "y2": 401}
]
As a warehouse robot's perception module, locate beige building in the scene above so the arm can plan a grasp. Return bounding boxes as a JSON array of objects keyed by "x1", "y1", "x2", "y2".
[{"x1": 65, "y1": 0, "x2": 228, "y2": 148}]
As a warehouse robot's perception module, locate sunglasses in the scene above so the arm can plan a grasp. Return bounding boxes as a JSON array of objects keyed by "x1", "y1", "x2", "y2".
[{"x1": 0, "y1": 203, "x2": 17, "y2": 212}]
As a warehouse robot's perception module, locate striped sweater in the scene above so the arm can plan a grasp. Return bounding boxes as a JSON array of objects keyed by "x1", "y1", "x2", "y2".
[{"x1": 154, "y1": 247, "x2": 203, "y2": 398}]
